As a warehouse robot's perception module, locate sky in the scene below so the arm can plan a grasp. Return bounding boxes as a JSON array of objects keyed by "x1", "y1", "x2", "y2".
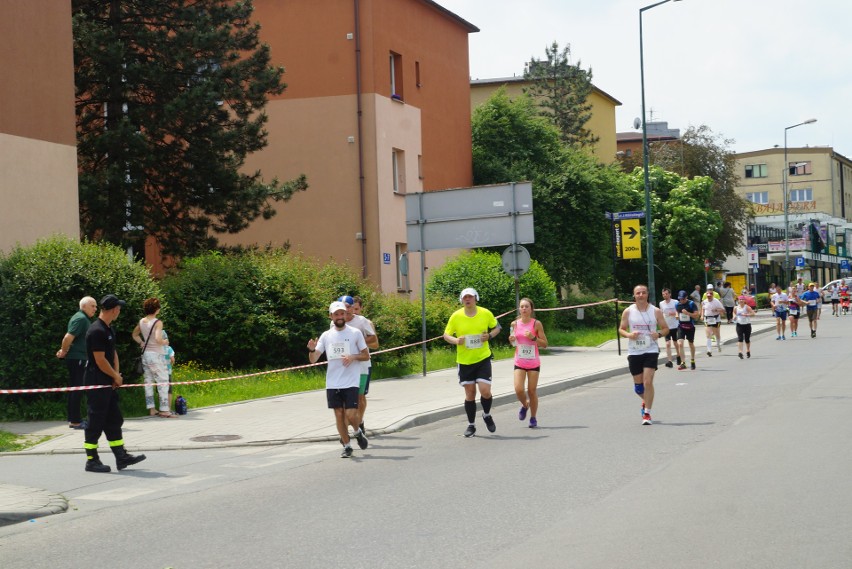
[{"x1": 438, "y1": 0, "x2": 852, "y2": 158}]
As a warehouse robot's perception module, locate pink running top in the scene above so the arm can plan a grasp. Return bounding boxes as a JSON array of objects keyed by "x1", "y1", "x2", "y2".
[{"x1": 513, "y1": 318, "x2": 540, "y2": 369}]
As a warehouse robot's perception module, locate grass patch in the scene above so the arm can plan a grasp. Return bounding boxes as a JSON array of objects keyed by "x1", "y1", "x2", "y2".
[{"x1": 0, "y1": 430, "x2": 52, "y2": 452}]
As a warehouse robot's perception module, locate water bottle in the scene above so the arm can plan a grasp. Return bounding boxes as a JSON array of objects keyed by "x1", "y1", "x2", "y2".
[{"x1": 175, "y1": 396, "x2": 187, "y2": 415}]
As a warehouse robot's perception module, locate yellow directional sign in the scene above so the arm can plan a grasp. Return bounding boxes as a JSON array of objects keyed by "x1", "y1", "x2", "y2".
[{"x1": 621, "y1": 219, "x2": 642, "y2": 259}]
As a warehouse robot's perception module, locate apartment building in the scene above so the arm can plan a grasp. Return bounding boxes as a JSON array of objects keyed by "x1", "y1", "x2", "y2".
[
  {"x1": 732, "y1": 146, "x2": 852, "y2": 287},
  {"x1": 218, "y1": 0, "x2": 478, "y2": 294},
  {"x1": 0, "y1": 2, "x2": 79, "y2": 252}
]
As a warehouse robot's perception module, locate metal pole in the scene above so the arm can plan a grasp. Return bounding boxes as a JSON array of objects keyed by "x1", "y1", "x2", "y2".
[
  {"x1": 784, "y1": 118, "x2": 817, "y2": 289},
  {"x1": 639, "y1": 0, "x2": 674, "y2": 305}
]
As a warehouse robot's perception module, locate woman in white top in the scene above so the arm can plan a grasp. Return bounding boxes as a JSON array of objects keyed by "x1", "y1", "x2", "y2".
[
  {"x1": 700, "y1": 291, "x2": 725, "y2": 357},
  {"x1": 131, "y1": 298, "x2": 175, "y2": 418},
  {"x1": 734, "y1": 296, "x2": 756, "y2": 359}
]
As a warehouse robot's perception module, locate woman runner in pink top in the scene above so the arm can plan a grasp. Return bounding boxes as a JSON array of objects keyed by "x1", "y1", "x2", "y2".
[{"x1": 509, "y1": 298, "x2": 548, "y2": 428}]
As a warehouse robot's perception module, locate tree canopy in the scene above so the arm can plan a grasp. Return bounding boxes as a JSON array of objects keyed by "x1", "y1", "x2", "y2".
[
  {"x1": 73, "y1": 0, "x2": 307, "y2": 259},
  {"x1": 472, "y1": 90, "x2": 630, "y2": 290},
  {"x1": 523, "y1": 41, "x2": 598, "y2": 148}
]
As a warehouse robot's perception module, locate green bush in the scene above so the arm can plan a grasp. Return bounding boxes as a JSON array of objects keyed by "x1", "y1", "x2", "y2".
[
  {"x1": 161, "y1": 250, "x2": 345, "y2": 370},
  {"x1": 0, "y1": 235, "x2": 160, "y2": 420},
  {"x1": 425, "y1": 250, "x2": 558, "y2": 333},
  {"x1": 553, "y1": 292, "x2": 620, "y2": 331},
  {"x1": 755, "y1": 293, "x2": 771, "y2": 309}
]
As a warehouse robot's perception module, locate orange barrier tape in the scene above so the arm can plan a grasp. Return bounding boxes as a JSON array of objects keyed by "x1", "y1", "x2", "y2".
[{"x1": 3, "y1": 298, "x2": 624, "y2": 395}]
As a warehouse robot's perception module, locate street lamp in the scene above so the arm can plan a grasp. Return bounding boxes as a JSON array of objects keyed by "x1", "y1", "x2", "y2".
[
  {"x1": 640, "y1": 0, "x2": 681, "y2": 304},
  {"x1": 783, "y1": 118, "x2": 817, "y2": 287}
]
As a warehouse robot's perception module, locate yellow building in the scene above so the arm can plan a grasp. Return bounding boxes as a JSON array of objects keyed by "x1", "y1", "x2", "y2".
[
  {"x1": 470, "y1": 76, "x2": 621, "y2": 163},
  {"x1": 0, "y1": 2, "x2": 79, "y2": 252}
]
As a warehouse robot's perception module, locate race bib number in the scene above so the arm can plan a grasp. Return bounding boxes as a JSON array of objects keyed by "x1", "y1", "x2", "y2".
[
  {"x1": 629, "y1": 336, "x2": 649, "y2": 351},
  {"x1": 328, "y1": 342, "x2": 347, "y2": 360},
  {"x1": 705, "y1": 315, "x2": 718, "y2": 325},
  {"x1": 808, "y1": 300, "x2": 817, "y2": 306},
  {"x1": 518, "y1": 344, "x2": 536, "y2": 360},
  {"x1": 464, "y1": 335, "x2": 483, "y2": 349},
  {"x1": 789, "y1": 306, "x2": 799, "y2": 315},
  {"x1": 678, "y1": 312, "x2": 691, "y2": 322}
]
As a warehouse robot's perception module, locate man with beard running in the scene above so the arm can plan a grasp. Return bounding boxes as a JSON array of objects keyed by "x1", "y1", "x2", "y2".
[{"x1": 308, "y1": 301, "x2": 370, "y2": 458}]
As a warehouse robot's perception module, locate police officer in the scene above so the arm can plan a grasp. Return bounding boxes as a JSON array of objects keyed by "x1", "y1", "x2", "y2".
[{"x1": 83, "y1": 294, "x2": 146, "y2": 473}]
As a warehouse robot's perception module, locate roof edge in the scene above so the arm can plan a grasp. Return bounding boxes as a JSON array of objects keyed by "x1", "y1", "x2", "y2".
[{"x1": 419, "y1": 0, "x2": 479, "y2": 33}]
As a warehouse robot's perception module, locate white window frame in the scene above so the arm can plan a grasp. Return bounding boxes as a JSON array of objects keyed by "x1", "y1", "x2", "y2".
[
  {"x1": 789, "y1": 188, "x2": 813, "y2": 202},
  {"x1": 746, "y1": 191, "x2": 768, "y2": 204}
]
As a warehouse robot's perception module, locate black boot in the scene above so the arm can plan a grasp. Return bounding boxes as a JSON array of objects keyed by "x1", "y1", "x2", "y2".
[
  {"x1": 85, "y1": 449, "x2": 111, "y2": 473},
  {"x1": 112, "y1": 445, "x2": 147, "y2": 471}
]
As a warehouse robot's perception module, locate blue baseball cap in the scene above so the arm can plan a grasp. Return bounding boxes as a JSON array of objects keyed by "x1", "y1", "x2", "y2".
[
  {"x1": 677, "y1": 290, "x2": 687, "y2": 299},
  {"x1": 337, "y1": 295, "x2": 354, "y2": 306}
]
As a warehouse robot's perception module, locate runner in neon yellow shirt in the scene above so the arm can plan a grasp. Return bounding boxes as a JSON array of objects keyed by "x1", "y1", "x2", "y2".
[{"x1": 443, "y1": 288, "x2": 501, "y2": 437}]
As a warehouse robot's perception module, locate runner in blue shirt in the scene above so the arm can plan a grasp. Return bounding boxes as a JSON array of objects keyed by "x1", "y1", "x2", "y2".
[{"x1": 800, "y1": 282, "x2": 822, "y2": 338}]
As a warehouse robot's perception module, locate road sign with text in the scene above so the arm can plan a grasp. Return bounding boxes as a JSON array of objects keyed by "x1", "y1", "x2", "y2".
[{"x1": 620, "y1": 218, "x2": 641, "y2": 259}]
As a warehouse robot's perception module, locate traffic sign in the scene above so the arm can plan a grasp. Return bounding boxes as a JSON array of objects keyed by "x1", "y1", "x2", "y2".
[
  {"x1": 621, "y1": 218, "x2": 641, "y2": 259},
  {"x1": 841, "y1": 259, "x2": 851, "y2": 271},
  {"x1": 795, "y1": 256, "x2": 806, "y2": 268}
]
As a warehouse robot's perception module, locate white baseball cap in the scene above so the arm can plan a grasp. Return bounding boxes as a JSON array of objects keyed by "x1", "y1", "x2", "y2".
[
  {"x1": 329, "y1": 301, "x2": 348, "y2": 314},
  {"x1": 706, "y1": 284, "x2": 714, "y2": 290},
  {"x1": 459, "y1": 287, "x2": 479, "y2": 302}
]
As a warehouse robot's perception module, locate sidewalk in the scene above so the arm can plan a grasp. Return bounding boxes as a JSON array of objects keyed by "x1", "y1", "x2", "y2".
[{"x1": 0, "y1": 318, "x2": 777, "y2": 524}]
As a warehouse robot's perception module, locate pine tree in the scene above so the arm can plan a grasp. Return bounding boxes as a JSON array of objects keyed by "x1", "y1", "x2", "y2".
[
  {"x1": 73, "y1": 0, "x2": 307, "y2": 258},
  {"x1": 523, "y1": 41, "x2": 598, "y2": 149}
]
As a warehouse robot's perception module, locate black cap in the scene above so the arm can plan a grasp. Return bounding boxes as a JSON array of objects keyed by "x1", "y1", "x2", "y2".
[{"x1": 100, "y1": 294, "x2": 126, "y2": 309}]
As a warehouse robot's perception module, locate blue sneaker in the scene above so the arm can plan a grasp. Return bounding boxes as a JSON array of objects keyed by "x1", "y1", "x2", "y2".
[
  {"x1": 518, "y1": 406, "x2": 528, "y2": 421},
  {"x1": 776, "y1": 336, "x2": 782, "y2": 340},
  {"x1": 529, "y1": 417, "x2": 538, "y2": 428}
]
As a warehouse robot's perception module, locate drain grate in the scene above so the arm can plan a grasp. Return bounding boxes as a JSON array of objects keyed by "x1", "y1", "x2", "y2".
[{"x1": 190, "y1": 434, "x2": 242, "y2": 442}]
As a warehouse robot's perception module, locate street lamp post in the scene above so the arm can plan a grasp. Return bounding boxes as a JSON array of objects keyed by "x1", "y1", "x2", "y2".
[
  {"x1": 783, "y1": 118, "x2": 817, "y2": 287},
  {"x1": 640, "y1": 0, "x2": 680, "y2": 304}
]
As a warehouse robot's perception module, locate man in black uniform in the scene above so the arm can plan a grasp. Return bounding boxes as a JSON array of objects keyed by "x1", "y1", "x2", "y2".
[{"x1": 83, "y1": 294, "x2": 146, "y2": 473}]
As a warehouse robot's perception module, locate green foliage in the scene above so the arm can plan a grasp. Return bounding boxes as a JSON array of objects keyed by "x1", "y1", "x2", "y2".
[
  {"x1": 73, "y1": 0, "x2": 307, "y2": 258},
  {"x1": 755, "y1": 293, "x2": 771, "y2": 309},
  {"x1": 552, "y1": 293, "x2": 619, "y2": 331},
  {"x1": 472, "y1": 89, "x2": 631, "y2": 290},
  {"x1": 426, "y1": 250, "x2": 558, "y2": 330},
  {"x1": 523, "y1": 41, "x2": 598, "y2": 148},
  {"x1": 159, "y1": 249, "x2": 347, "y2": 369},
  {"x1": 0, "y1": 235, "x2": 160, "y2": 399}
]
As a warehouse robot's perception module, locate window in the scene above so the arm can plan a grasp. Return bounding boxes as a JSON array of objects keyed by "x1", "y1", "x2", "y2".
[
  {"x1": 389, "y1": 52, "x2": 403, "y2": 101},
  {"x1": 417, "y1": 154, "x2": 423, "y2": 180},
  {"x1": 392, "y1": 148, "x2": 406, "y2": 194},
  {"x1": 789, "y1": 161, "x2": 812, "y2": 176},
  {"x1": 395, "y1": 243, "x2": 408, "y2": 291},
  {"x1": 744, "y1": 164, "x2": 768, "y2": 178},
  {"x1": 415, "y1": 61, "x2": 421, "y2": 87},
  {"x1": 789, "y1": 188, "x2": 813, "y2": 202},
  {"x1": 745, "y1": 192, "x2": 768, "y2": 204}
]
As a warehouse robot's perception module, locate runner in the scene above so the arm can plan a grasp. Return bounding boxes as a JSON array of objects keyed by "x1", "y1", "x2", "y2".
[
  {"x1": 699, "y1": 288, "x2": 725, "y2": 357},
  {"x1": 308, "y1": 301, "x2": 370, "y2": 458},
  {"x1": 618, "y1": 284, "x2": 669, "y2": 426},
  {"x1": 788, "y1": 290, "x2": 803, "y2": 337},
  {"x1": 800, "y1": 282, "x2": 821, "y2": 338},
  {"x1": 829, "y1": 283, "x2": 840, "y2": 316},
  {"x1": 336, "y1": 295, "x2": 378, "y2": 434},
  {"x1": 443, "y1": 288, "x2": 501, "y2": 437},
  {"x1": 659, "y1": 288, "x2": 680, "y2": 368},
  {"x1": 508, "y1": 298, "x2": 547, "y2": 428},
  {"x1": 719, "y1": 282, "x2": 736, "y2": 324},
  {"x1": 770, "y1": 287, "x2": 790, "y2": 340},
  {"x1": 675, "y1": 290, "x2": 699, "y2": 370},
  {"x1": 734, "y1": 295, "x2": 756, "y2": 359}
]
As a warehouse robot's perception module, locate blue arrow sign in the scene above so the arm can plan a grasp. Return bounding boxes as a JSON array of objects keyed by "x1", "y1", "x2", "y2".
[{"x1": 612, "y1": 210, "x2": 646, "y2": 220}]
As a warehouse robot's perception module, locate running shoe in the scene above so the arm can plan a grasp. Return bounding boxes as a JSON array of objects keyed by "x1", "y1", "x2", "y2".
[
  {"x1": 483, "y1": 414, "x2": 496, "y2": 433},
  {"x1": 665, "y1": 361, "x2": 673, "y2": 368},
  {"x1": 747, "y1": 352, "x2": 751, "y2": 358},
  {"x1": 707, "y1": 351, "x2": 712, "y2": 357},
  {"x1": 340, "y1": 446, "x2": 353, "y2": 458},
  {"x1": 676, "y1": 356, "x2": 682, "y2": 365},
  {"x1": 464, "y1": 424, "x2": 476, "y2": 438},
  {"x1": 691, "y1": 361, "x2": 696, "y2": 370},
  {"x1": 782, "y1": 336, "x2": 786, "y2": 340},
  {"x1": 812, "y1": 330, "x2": 816, "y2": 338},
  {"x1": 355, "y1": 429, "x2": 369, "y2": 450},
  {"x1": 776, "y1": 336, "x2": 782, "y2": 340},
  {"x1": 677, "y1": 363, "x2": 687, "y2": 370},
  {"x1": 529, "y1": 417, "x2": 538, "y2": 428},
  {"x1": 642, "y1": 412, "x2": 652, "y2": 426},
  {"x1": 738, "y1": 353, "x2": 743, "y2": 359},
  {"x1": 518, "y1": 406, "x2": 528, "y2": 421}
]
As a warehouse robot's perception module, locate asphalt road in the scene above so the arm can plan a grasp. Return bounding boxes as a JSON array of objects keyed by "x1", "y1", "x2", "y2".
[{"x1": 2, "y1": 317, "x2": 851, "y2": 569}]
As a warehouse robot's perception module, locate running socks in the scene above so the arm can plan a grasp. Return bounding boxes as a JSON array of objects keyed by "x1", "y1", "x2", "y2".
[
  {"x1": 481, "y1": 396, "x2": 493, "y2": 415},
  {"x1": 464, "y1": 400, "x2": 476, "y2": 423}
]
